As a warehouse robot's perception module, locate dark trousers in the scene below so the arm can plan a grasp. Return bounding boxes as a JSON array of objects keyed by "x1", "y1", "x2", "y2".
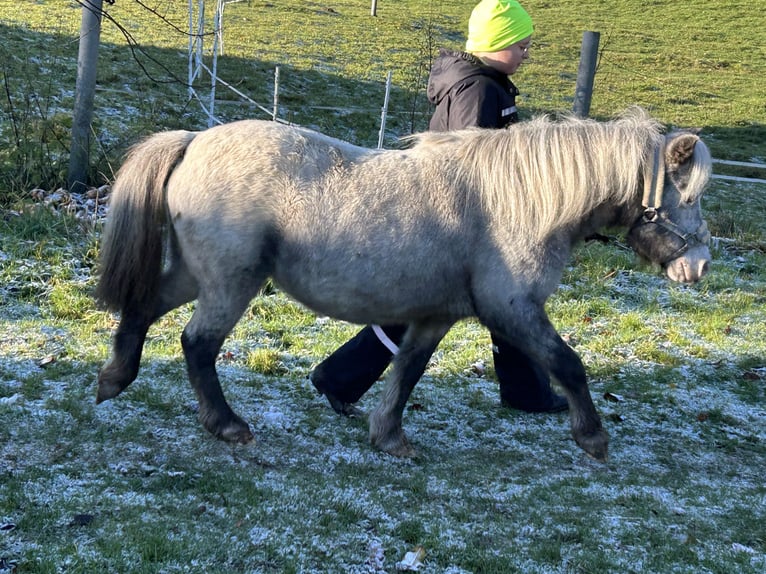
[{"x1": 311, "y1": 324, "x2": 565, "y2": 412}]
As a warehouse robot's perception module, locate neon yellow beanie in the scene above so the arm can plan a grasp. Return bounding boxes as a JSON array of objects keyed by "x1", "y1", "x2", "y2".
[{"x1": 465, "y1": 0, "x2": 534, "y2": 53}]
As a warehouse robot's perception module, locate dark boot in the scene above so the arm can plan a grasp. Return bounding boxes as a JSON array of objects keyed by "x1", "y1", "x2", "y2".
[
  {"x1": 310, "y1": 325, "x2": 407, "y2": 415},
  {"x1": 491, "y1": 334, "x2": 568, "y2": 413}
]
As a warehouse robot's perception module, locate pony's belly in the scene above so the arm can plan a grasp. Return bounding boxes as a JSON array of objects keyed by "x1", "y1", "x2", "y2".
[
  {"x1": 271, "y1": 220, "x2": 478, "y2": 324},
  {"x1": 273, "y1": 266, "x2": 470, "y2": 326}
]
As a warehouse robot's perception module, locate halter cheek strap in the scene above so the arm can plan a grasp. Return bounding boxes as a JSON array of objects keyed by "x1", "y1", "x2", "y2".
[{"x1": 642, "y1": 138, "x2": 666, "y2": 211}]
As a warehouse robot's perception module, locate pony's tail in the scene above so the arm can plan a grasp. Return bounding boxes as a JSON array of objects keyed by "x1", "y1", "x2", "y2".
[{"x1": 95, "y1": 130, "x2": 197, "y2": 313}]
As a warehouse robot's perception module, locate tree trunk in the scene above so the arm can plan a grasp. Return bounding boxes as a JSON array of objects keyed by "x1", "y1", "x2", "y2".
[{"x1": 67, "y1": 0, "x2": 103, "y2": 193}]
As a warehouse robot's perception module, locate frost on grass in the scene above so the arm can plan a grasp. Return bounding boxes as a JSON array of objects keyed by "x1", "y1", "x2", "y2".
[{"x1": 2, "y1": 309, "x2": 764, "y2": 572}]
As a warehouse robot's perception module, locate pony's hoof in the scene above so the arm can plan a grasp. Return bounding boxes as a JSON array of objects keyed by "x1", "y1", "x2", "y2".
[
  {"x1": 215, "y1": 417, "x2": 254, "y2": 445},
  {"x1": 221, "y1": 424, "x2": 254, "y2": 445},
  {"x1": 201, "y1": 410, "x2": 254, "y2": 444},
  {"x1": 575, "y1": 428, "x2": 609, "y2": 462},
  {"x1": 386, "y1": 442, "x2": 417, "y2": 458},
  {"x1": 96, "y1": 369, "x2": 131, "y2": 404},
  {"x1": 95, "y1": 383, "x2": 119, "y2": 404},
  {"x1": 371, "y1": 432, "x2": 416, "y2": 458}
]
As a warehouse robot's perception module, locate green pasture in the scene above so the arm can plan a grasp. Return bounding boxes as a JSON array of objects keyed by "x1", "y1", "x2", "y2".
[{"x1": 0, "y1": 1, "x2": 764, "y2": 573}]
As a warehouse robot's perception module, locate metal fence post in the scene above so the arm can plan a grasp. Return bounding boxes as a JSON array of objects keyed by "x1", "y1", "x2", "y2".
[
  {"x1": 573, "y1": 31, "x2": 600, "y2": 117},
  {"x1": 377, "y1": 71, "x2": 392, "y2": 149},
  {"x1": 273, "y1": 66, "x2": 280, "y2": 121}
]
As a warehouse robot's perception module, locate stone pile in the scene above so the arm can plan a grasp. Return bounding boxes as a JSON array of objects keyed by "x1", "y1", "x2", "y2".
[{"x1": 27, "y1": 185, "x2": 111, "y2": 223}]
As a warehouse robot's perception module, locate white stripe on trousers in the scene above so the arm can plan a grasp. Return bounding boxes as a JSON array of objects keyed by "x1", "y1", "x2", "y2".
[{"x1": 371, "y1": 324, "x2": 400, "y2": 355}]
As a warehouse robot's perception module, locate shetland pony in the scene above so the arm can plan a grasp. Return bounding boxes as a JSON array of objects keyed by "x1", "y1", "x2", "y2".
[{"x1": 95, "y1": 109, "x2": 712, "y2": 461}]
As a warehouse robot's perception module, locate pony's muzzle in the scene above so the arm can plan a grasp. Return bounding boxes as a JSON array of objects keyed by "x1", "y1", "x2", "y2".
[
  {"x1": 664, "y1": 244, "x2": 711, "y2": 283},
  {"x1": 626, "y1": 213, "x2": 711, "y2": 283}
]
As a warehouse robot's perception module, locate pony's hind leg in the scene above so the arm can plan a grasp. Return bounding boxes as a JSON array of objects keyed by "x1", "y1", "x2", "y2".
[
  {"x1": 369, "y1": 322, "x2": 450, "y2": 457},
  {"x1": 97, "y1": 308, "x2": 154, "y2": 403},
  {"x1": 181, "y1": 285, "x2": 260, "y2": 444},
  {"x1": 97, "y1": 254, "x2": 199, "y2": 403}
]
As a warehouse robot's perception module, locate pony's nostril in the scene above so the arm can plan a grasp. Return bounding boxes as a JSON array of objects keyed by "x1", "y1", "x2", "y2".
[{"x1": 700, "y1": 260, "x2": 710, "y2": 277}]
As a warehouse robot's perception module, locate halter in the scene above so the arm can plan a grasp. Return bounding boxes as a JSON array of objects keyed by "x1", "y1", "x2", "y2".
[{"x1": 628, "y1": 138, "x2": 710, "y2": 265}]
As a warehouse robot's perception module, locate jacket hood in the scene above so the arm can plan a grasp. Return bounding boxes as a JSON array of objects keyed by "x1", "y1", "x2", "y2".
[{"x1": 427, "y1": 49, "x2": 507, "y2": 105}]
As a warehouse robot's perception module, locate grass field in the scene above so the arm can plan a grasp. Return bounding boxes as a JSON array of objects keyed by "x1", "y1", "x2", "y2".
[{"x1": 0, "y1": 1, "x2": 765, "y2": 573}]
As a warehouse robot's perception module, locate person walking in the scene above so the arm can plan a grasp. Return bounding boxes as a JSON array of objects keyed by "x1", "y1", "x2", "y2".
[{"x1": 310, "y1": 0, "x2": 567, "y2": 416}]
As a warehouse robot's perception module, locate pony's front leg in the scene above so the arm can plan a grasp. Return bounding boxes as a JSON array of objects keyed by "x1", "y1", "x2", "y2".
[
  {"x1": 369, "y1": 323, "x2": 449, "y2": 457},
  {"x1": 549, "y1": 342, "x2": 608, "y2": 461},
  {"x1": 489, "y1": 308, "x2": 607, "y2": 461}
]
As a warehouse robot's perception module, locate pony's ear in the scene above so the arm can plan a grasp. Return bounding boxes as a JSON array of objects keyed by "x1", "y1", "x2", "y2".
[{"x1": 666, "y1": 133, "x2": 700, "y2": 167}]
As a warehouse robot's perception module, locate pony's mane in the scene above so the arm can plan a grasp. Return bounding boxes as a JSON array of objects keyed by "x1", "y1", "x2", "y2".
[
  {"x1": 675, "y1": 136, "x2": 712, "y2": 205},
  {"x1": 411, "y1": 109, "x2": 668, "y2": 239}
]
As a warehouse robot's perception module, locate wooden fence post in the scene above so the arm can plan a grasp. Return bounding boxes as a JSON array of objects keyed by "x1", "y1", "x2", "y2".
[{"x1": 573, "y1": 31, "x2": 600, "y2": 118}]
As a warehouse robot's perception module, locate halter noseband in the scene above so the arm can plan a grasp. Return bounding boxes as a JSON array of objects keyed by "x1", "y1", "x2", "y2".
[{"x1": 628, "y1": 138, "x2": 710, "y2": 265}]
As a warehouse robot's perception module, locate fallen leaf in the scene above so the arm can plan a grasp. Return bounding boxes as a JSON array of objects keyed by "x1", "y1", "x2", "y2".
[
  {"x1": 603, "y1": 392, "x2": 624, "y2": 403},
  {"x1": 470, "y1": 361, "x2": 485, "y2": 376},
  {"x1": 38, "y1": 355, "x2": 56, "y2": 367},
  {"x1": 396, "y1": 546, "x2": 425, "y2": 571}
]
